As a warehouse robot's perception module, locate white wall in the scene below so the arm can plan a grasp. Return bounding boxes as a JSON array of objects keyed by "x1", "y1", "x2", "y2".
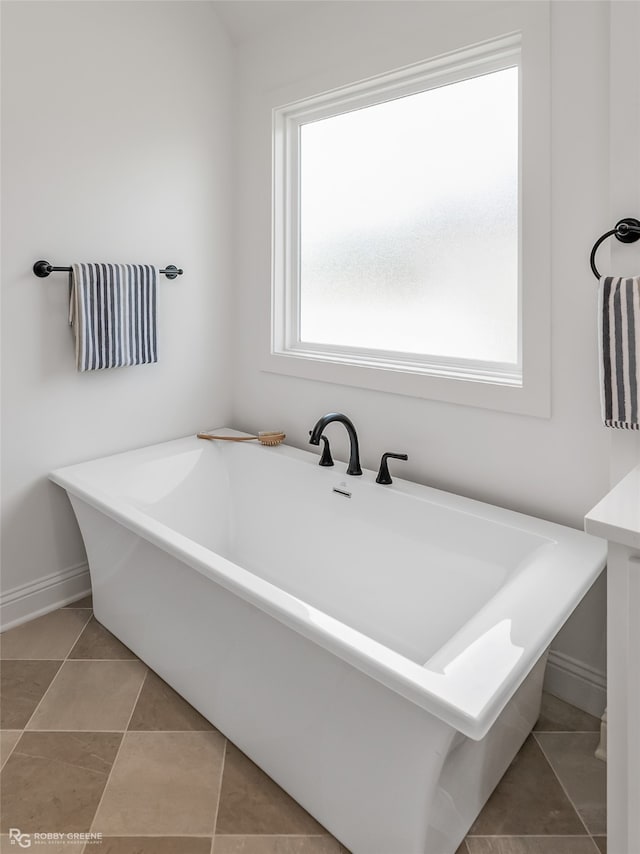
[
  {"x1": 1, "y1": 1, "x2": 234, "y2": 623},
  {"x1": 608, "y1": 0, "x2": 640, "y2": 484},
  {"x1": 231, "y1": 0, "x2": 616, "y2": 713}
]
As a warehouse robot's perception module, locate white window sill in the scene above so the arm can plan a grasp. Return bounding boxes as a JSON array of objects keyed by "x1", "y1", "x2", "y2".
[{"x1": 262, "y1": 350, "x2": 550, "y2": 418}]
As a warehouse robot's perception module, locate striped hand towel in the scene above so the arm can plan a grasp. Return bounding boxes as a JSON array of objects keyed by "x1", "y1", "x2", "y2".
[
  {"x1": 69, "y1": 263, "x2": 158, "y2": 372},
  {"x1": 598, "y1": 275, "x2": 640, "y2": 429}
]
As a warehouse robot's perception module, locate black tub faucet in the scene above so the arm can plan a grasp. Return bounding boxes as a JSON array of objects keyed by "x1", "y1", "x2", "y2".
[{"x1": 309, "y1": 413, "x2": 362, "y2": 475}]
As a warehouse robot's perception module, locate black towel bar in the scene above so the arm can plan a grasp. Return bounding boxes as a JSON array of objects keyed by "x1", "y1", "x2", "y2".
[
  {"x1": 33, "y1": 260, "x2": 183, "y2": 280},
  {"x1": 590, "y1": 218, "x2": 640, "y2": 279}
]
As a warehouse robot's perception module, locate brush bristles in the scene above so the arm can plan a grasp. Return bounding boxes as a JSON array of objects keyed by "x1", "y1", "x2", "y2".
[{"x1": 257, "y1": 431, "x2": 286, "y2": 446}]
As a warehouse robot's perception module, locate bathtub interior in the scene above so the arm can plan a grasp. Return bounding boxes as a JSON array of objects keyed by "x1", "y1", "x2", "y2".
[{"x1": 74, "y1": 438, "x2": 556, "y2": 665}]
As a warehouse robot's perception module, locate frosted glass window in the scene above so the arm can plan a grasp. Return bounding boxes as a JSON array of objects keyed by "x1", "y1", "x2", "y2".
[{"x1": 298, "y1": 66, "x2": 519, "y2": 365}]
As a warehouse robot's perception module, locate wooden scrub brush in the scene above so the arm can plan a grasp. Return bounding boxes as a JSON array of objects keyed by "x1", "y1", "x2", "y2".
[{"x1": 197, "y1": 431, "x2": 286, "y2": 446}]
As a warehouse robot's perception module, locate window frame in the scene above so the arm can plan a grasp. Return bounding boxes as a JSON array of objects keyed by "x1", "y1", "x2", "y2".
[{"x1": 269, "y1": 32, "x2": 551, "y2": 417}]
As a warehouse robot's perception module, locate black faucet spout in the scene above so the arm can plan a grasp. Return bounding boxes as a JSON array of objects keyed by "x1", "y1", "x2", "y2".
[{"x1": 309, "y1": 412, "x2": 362, "y2": 476}]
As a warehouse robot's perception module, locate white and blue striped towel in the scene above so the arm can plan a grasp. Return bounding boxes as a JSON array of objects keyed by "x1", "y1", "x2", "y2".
[
  {"x1": 69, "y1": 263, "x2": 158, "y2": 372},
  {"x1": 598, "y1": 275, "x2": 640, "y2": 429}
]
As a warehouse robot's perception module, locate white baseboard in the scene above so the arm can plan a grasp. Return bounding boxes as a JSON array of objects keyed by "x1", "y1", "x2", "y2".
[
  {"x1": 0, "y1": 562, "x2": 91, "y2": 632},
  {"x1": 544, "y1": 648, "x2": 607, "y2": 717}
]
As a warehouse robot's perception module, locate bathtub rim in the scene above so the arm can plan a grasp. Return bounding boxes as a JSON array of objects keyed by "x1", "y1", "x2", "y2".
[{"x1": 50, "y1": 430, "x2": 607, "y2": 740}]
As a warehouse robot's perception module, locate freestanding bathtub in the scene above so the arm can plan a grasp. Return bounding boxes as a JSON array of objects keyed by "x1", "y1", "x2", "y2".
[{"x1": 50, "y1": 430, "x2": 606, "y2": 854}]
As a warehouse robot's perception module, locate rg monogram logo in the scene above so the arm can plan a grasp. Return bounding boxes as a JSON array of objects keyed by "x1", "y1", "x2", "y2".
[{"x1": 9, "y1": 829, "x2": 32, "y2": 848}]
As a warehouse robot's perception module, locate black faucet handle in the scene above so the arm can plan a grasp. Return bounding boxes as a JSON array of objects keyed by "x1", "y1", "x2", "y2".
[
  {"x1": 308, "y1": 432, "x2": 334, "y2": 466},
  {"x1": 376, "y1": 452, "x2": 408, "y2": 485}
]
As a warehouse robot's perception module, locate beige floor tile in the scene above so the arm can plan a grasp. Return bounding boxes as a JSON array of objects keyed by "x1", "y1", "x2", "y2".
[
  {"x1": 216, "y1": 744, "x2": 327, "y2": 836},
  {"x1": 128, "y1": 670, "x2": 216, "y2": 732},
  {"x1": 466, "y1": 839, "x2": 600, "y2": 854},
  {"x1": 457, "y1": 843, "x2": 469, "y2": 854},
  {"x1": 0, "y1": 731, "x2": 121, "y2": 833},
  {"x1": 27, "y1": 660, "x2": 146, "y2": 731},
  {"x1": 92, "y1": 731, "x2": 226, "y2": 835},
  {"x1": 0, "y1": 837, "x2": 84, "y2": 853},
  {"x1": 213, "y1": 837, "x2": 343, "y2": 854},
  {"x1": 0, "y1": 659, "x2": 62, "y2": 728},
  {"x1": 68, "y1": 617, "x2": 137, "y2": 660},
  {"x1": 92, "y1": 838, "x2": 212, "y2": 854},
  {"x1": 0, "y1": 610, "x2": 90, "y2": 659},
  {"x1": 64, "y1": 594, "x2": 93, "y2": 609},
  {"x1": 535, "y1": 732, "x2": 606, "y2": 835},
  {"x1": 0, "y1": 731, "x2": 21, "y2": 770},
  {"x1": 534, "y1": 693, "x2": 601, "y2": 732},
  {"x1": 469, "y1": 736, "x2": 585, "y2": 835},
  {"x1": 593, "y1": 837, "x2": 606, "y2": 853}
]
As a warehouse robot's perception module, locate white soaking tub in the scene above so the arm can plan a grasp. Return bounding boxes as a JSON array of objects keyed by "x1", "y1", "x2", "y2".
[{"x1": 50, "y1": 431, "x2": 606, "y2": 854}]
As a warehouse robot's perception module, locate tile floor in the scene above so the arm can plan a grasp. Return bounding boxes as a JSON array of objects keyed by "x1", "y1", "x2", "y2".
[{"x1": 0, "y1": 599, "x2": 607, "y2": 854}]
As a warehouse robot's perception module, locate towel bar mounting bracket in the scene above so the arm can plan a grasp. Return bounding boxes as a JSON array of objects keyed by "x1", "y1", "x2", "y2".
[
  {"x1": 33, "y1": 260, "x2": 65, "y2": 277},
  {"x1": 163, "y1": 265, "x2": 180, "y2": 279},
  {"x1": 614, "y1": 218, "x2": 640, "y2": 244}
]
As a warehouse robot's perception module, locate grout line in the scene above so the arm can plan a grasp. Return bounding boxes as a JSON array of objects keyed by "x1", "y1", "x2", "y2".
[
  {"x1": 466, "y1": 837, "x2": 603, "y2": 853},
  {"x1": 2, "y1": 657, "x2": 141, "y2": 662},
  {"x1": 18, "y1": 659, "x2": 65, "y2": 731},
  {"x1": 0, "y1": 731, "x2": 23, "y2": 770},
  {"x1": 533, "y1": 730, "x2": 601, "y2": 735},
  {"x1": 88, "y1": 666, "x2": 150, "y2": 834},
  {"x1": 210, "y1": 735, "x2": 228, "y2": 843},
  {"x1": 532, "y1": 732, "x2": 595, "y2": 837},
  {"x1": 67, "y1": 830, "x2": 332, "y2": 851},
  {"x1": 18, "y1": 728, "x2": 220, "y2": 733},
  {"x1": 31, "y1": 834, "x2": 338, "y2": 847},
  {"x1": 465, "y1": 833, "x2": 606, "y2": 839},
  {"x1": 77, "y1": 834, "x2": 225, "y2": 847},
  {"x1": 54, "y1": 658, "x2": 139, "y2": 663},
  {"x1": 465, "y1": 837, "x2": 601, "y2": 854},
  {"x1": 66, "y1": 613, "x2": 93, "y2": 659},
  {"x1": 65, "y1": 609, "x2": 94, "y2": 650},
  {"x1": 465, "y1": 838, "x2": 603, "y2": 854}
]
